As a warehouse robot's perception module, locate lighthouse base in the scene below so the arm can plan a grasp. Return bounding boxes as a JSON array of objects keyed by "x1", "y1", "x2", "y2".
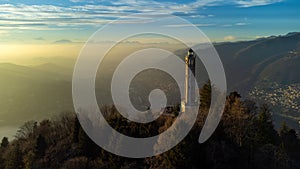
[{"x1": 181, "y1": 101, "x2": 198, "y2": 113}]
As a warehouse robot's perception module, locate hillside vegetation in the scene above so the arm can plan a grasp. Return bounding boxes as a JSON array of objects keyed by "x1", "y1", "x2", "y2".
[{"x1": 0, "y1": 84, "x2": 299, "y2": 169}]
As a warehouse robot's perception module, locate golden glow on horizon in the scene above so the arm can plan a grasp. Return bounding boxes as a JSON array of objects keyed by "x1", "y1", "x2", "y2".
[
  {"x1": 0, "y1": 35, "x2": 187, "y2": 65},
  {"x1": 0, "y1": 44, "x2": 83, "y2": 64}
]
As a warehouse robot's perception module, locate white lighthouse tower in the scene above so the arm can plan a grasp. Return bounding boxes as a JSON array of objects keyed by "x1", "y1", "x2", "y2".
[{"x1": 181, "y1": 48, "x2": 197, "y2": 112}]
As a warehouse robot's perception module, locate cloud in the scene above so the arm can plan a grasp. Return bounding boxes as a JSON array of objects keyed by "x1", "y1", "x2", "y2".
[
  {"x1": 224, "y1": 36, "x2": 236, "y2": 41},
  {"x1": 255, "y1": 35, "x2": 268, "y2": 39},
  {"x1": 69, "y1": 0, "x2": 89, "y2": 2},
  {"x1": 0, "y1": 4, "x2": 167, "y2": 31},
  {"x1": 235, "y1": 22, "x2": 250, "y2": 26},
  {"x1": 220, "y1": 22, "x2": 250, "y2": 27},
  {"x1": 0, "y1": 30, "x2": 9, "y2": 36},
  {"x1": 0, "y1": 0, "x2": 283, "y2": 33},
  {"x1": 164, "y1": 23, "x2": 215, "y2": 28},
  {"x1": 236, "y1": 0, "x2": 283, "y2": 7},
  {"x1": 53, "y1": 39, "x2": 73, "y2": 44},
  {"x1": 108, "y1": 0, "x2": 284, "y2": 10},
  {"x1": 34, "y1": 37, "x2": 45, "y2": 41}
]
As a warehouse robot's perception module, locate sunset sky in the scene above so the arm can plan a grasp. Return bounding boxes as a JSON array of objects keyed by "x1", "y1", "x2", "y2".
[{"x1": 0, "y1": 0, "x2": 299, "y2": 62}]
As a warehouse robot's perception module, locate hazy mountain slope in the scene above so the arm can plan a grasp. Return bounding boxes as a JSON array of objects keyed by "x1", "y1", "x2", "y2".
[
  {"x1": 0, "y1": 63, "x2": 73, "y2": 136},
  {"x1": 211, "y1": 32, "x2": 300, "y2": 93},
  {"x1": 257, "y1": 54, "x2": 300, "y2": 84},
  {"x1": 32, "y1": 63, "x2": 73, "y2": 78}
]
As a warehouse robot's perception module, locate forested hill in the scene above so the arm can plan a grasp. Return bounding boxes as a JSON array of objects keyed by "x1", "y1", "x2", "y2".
[{"x1": 0, "y1": 85, "x2": 299, "y2": 169}]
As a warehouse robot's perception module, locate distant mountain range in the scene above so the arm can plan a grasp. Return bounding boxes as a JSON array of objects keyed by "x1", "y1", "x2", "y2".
[
  {"x1": 0, "y1": 62, "x2": 73, "y2": 138},
  {"x1": 215, "y1": 32, "x2": 300, "y2": 130},
  {"x1": 0, "y1": 63, "x2": 73, "y2": 114},
  {"x1": 0, "y1": 32, "x2": 299, "y2": 138},
  {"x1": 215, "y1": 32, "x2": 300, "y2": 92}
]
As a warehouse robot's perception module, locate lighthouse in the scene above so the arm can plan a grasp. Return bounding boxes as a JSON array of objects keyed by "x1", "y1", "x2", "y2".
[{"x1": 181, "y1": 48, "x2": 197, "y2": 112}]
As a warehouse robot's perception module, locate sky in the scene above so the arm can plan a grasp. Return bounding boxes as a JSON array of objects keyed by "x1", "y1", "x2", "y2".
[{"x1": 0, "y1": 0, "x2": 299, "y2": 61}]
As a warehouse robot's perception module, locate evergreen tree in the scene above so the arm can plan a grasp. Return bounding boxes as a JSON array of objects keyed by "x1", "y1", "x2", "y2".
[
  {"x1": 0, "y1": 156, "x2": 4, "y2": 169},
  {"x1": 4, "y1": 144, "x2": 23, "y2": 169},
  {"x1": 223, "y1": 92, "x2": 249, "y2": 147},
  {"x1": 254, "y1": 104, "x2": 279, "y2": 145},
  {"x1": 23, "y1": 151, "x2": 35, "y2": 169},
  {"x1": 78, "y1": 127, "x2": 94, "y2": 157},
  {"x1": 199, "y1": 80, "x2": 211, "y2": 110},
  {"x1": 1, "y1": 137, "x2": 9, "y2": 148},
  {"x1": 197, "y1": 81, "x2": 212, "y2": 126},
  {"x1": 279, "y1": 122, "x2": 300, "y2": 162},
  {"x1": 73, "y1": 117, "x2": 80, "y2": 143},
  {"x1": 0, "y1": 148, "x2": 4, "y2": 169},
  {"x1": 279, "y1": 121, "x2": 289, "y2": 137},
  {"x1": 34, "y1": 134, "x2": 47, "y2": 158}
]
